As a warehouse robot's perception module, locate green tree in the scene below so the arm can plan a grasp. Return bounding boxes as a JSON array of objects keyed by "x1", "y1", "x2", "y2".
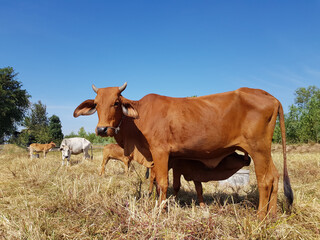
[
  {"x1": 24, "y1": 100, "x2": 48, "y2": 130},
  {"x1": 276, "y1": 86, "x2": 320, "y2": 143},
  {"x1": 49, "y1": 115, "x2": 64, "y2": 145},
  {"x1": 15, "y1": 101, "x2": 53, "y2": 145},
  {"x1": 0, "y1": 67, "x2": 30, "y2": 142},
  {"x1": 78, "y1": 127, "x2": 87, "y2": 138},
  {"x1": 64, "y1": 127, "x2": 116, "y2": 145},
  {"x1": 273, "y1": 86, "x2": 320, "y2": 144}
]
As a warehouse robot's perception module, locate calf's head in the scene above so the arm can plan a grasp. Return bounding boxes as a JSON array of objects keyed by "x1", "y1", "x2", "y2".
[{"x1": 74, "y1": 82, "x2": 138, "y2": 137}]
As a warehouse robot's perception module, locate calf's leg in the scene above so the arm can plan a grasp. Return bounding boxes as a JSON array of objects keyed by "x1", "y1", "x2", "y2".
[
  {"x1": 100, "y1": 156, "x2": 110, "y2": 176},
  {"x1": 172, "y1": 168, "x2": 181, "y2": 197},
  {"x1": 193, "y1": 181, "x2": 205, "y2": 207}
]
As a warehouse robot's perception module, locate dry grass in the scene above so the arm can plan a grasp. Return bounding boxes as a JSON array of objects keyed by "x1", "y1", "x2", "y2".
[{"x1": 0, "y1": 144, "x2": 319, "y2": 239}]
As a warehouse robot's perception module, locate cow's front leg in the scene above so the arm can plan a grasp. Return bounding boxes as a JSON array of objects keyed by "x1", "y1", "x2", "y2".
[
  {"x1": 123, "y1": 157, "x2": 131, "y2": 174},
  {"x1": 66, "y1": 157, "x2": 70, "y2": 167},
  {"x1": 43, "y1": 150, "x2": 47, "y2": 158},
  {"x1": 151, "y1": 150, "x2": 169, "y2": 205}
]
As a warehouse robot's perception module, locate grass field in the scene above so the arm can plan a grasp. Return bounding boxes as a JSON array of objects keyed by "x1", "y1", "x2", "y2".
[{"x1": 0, "y1": 144, "x2": 319, "y2": 239}]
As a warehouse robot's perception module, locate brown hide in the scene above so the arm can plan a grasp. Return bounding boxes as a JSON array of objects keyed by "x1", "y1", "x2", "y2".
[
  {"x1": 74, "y1": 83, "x2": 293, "y2": 220},
  {"x1": 100, "y1": 143, "x2": 154, "y2": 175},
  {"x1": 29, "y1": 142, "x2": 56, "y2": 158}
]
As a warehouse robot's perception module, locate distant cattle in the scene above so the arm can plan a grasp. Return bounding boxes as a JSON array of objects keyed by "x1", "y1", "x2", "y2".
[
  {"x1": 60, "y1": 137, "x2": 92, "y2": 166},
  {"x1": 29, "y1": 142, "x2": 56, "y2": 159},
  {"x1": 149, "y1": 152, "x2": 251, "y2": 207},
  {"x1": 74, "y1": 82, "x2": 293, "y2": 220},
  {"x1": 100, "y1": 143, "x2": 154, "y2": 175}
]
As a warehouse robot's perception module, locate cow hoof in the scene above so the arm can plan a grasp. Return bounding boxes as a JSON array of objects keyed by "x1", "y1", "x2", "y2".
[{"x1": 199, "y1": 202, "x2": 206, "y2": 208}]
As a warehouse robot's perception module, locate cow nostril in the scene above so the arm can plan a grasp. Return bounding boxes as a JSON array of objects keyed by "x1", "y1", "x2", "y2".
[{"x1": 96, "y1": 127, "x2": 108, "y2": 135}]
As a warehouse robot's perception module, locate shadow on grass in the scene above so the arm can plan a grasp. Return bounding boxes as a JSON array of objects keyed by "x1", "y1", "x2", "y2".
[{"x1": 166, "y1": 184, "x2": 260, "y2": 210}]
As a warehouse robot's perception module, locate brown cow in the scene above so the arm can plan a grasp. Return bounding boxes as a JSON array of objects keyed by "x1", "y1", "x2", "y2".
[
  {"x1": 149, "y1": 152, "x2": 251, "y2": 207},
  {"x1": 74, "y1": 82, "x2": 293, "y2": 220},
  {"x1": 29, "y1": 141, "x2": 56, "y2": 158},
  {"x1": 100, "y1": 143, "x2": 154, "y2": 175}
]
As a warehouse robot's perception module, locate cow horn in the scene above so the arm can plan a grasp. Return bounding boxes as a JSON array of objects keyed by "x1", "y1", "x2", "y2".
[
  {"x1": 92, "y1": 84, "x2": 99, "y2": 93},
  {"x1": 119, "y1": 82, "x2": 127, "y2": 93}
]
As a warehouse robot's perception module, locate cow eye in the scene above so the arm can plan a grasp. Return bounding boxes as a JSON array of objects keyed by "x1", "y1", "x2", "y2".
[{"x1": 114, "y1": 101, "x2": 119, "y2": 107}]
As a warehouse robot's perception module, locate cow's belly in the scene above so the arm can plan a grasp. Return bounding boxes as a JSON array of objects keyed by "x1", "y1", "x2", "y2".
[
  {"x1": 70, "y1": 149, "x2": 84, "y2": 155},
  {"x1": 171, "y1": 147, "x2": 236, "y2": 168}
]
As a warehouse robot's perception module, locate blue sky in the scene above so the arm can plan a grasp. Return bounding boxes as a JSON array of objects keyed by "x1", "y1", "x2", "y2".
[{"x1": 1, "y1": 0, "x2": 320, "y2": 135}]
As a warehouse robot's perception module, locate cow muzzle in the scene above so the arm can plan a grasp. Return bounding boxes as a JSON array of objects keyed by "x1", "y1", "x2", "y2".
[
  {"x1": 96, "y1": 119, "x2": 123, "y2": 137},
  {"x1": 96, "y1": 126, "x2": 108, "y2": 136},
  {"x1": 96, "y1": 126, "x2": 118, "y2": 137}
]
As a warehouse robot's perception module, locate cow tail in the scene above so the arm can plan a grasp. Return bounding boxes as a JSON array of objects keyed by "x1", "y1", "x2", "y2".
[
  {"x1": 279, "y1": 103, "x2": 293, "y2": 206},
  {"x1": 91, "y1": 144, "x2": 93, "y2": 160}
]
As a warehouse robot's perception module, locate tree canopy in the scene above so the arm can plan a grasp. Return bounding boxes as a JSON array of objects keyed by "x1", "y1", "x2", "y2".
[
  {"x1": 0, "y1": 67, "x2": 30, "y2": 143},
  {"x1": 49, "y1": 115, "x2": 64, "y2": 144},
  {"x1": 13, "y1": 101, "x2": 64, "y2": 146},
  {"x1": 274, "y1": 85, "x2": 320, "y2": 143},
  {"x1": 65, "y1": 127, "x2": 115, "y2": 145}
]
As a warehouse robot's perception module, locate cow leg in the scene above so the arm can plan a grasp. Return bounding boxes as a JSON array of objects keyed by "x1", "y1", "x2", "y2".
[
  {"x1": 123, "y1": 157, "x2": 131, "y2": 174},
  {"x1": 100, "y1": 156, "x2": 110, "y2": 176},
  {"x1": 268, "y1": 161, "x2": 279, "y2": 218},
  {"x1": 172, "y1": 168, "x2": 181, "y2": 197},
  {"x1": 29, "y1": 148, "x2": 33, "y2": 159},
  {"x1": 251, "y1": 152, "x2": 279, "y2": 220},
  {"x1": 148, "y1": 168, "x2": 157, "y2": 195},
  {"x1": 43, "y1": 150, "x2": 46, "y2": 158},
  {"x1": 84, "y1": 149, "x2": 90, "y2": 160},
  {"x1": 194, "y1": 181, "x2": 205, "y2": 207},
  {"x1": 152, "y1": 151, "x2": 169, "y2": 205}
]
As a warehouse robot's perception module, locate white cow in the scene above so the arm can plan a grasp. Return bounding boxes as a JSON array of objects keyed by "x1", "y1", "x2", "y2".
[{"x1": 60, "y1": 137, "x2": 93, "y2": 166}]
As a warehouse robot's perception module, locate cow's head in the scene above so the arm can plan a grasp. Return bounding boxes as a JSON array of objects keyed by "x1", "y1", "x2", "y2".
[
  {"x1": 73, "y1": 82, "x2": 138, "y2": 137},
  {"x1": 60, "y1": 145, "x2": 70, "y2": 159}
]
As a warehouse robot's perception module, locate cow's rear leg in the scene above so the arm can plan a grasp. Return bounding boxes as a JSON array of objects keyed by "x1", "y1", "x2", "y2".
[
  {"x1": 194, "y1": 181, "x2": 205, "y2": 207},
  {"x1": 251, "y1": 152, "x2": 279, "y2": 220},
  {"x1": 83, "y1": 150, "x2": 90, "y2": 160},
  {"x1": 100, "y1": 156, "x2": 110, "y2": 176}
]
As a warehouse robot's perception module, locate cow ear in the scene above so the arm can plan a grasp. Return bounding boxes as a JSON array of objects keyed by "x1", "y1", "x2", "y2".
[
  {"x1": 121, "y1": 103, "x2": 139, "y2": 119},
  {"x1": 73, "y1": 99, "x2": 96, "y2": 117}
]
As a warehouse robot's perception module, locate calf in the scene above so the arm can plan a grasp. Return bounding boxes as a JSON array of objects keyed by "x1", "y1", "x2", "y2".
[
  {"x1": 149, "y1": 152, "x2": 251, "y2": 207},
  {"x1": 100, "y1": 143, "x2": 154, "y2": 175},
  {"x1": 29, "y1": 142, "x2": 56, "y2": 159}
]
